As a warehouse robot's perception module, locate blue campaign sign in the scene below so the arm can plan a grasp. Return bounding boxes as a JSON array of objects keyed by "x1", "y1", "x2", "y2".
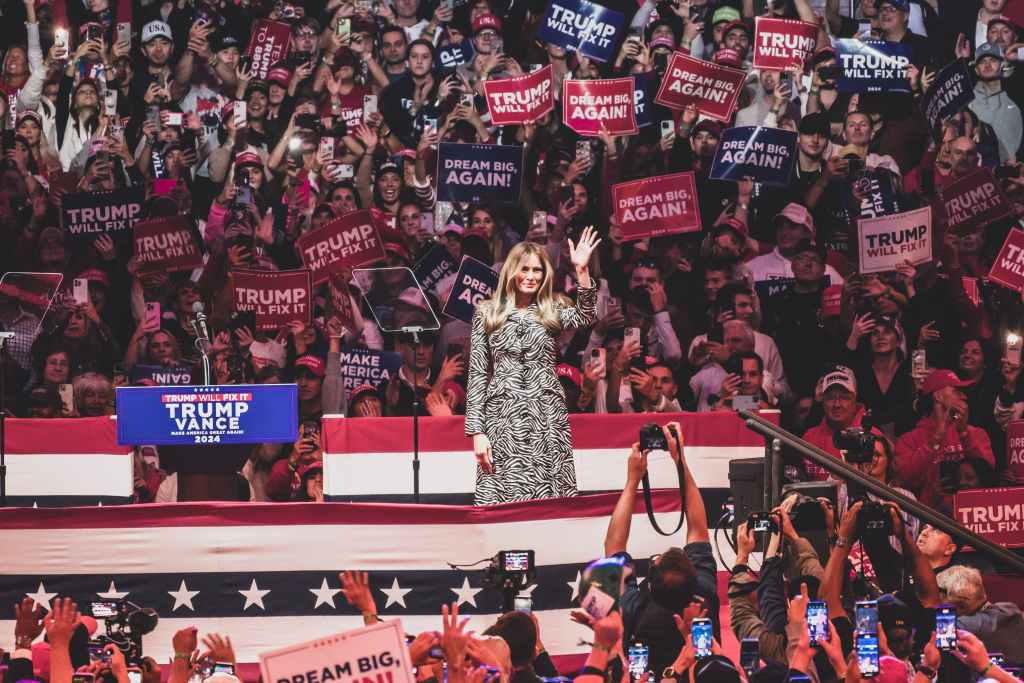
[
  {"x1": 839, "y1": 168, "x2": 900, "y2": 219},
  {"x1": 413, "y1": 243, "x2": 459, "y2": 296},
  {"x1": 921, "y1": 58, "x2": 974, "y2": 144},
  {"x1": 436, "y1": 143, "x2": 524, "y2": 205},
  {"x1": 836, "y1": 40, "x2": 912, "y2": 93},
  {"x1": 633, "y1": 73, "x2": 651, "y2": 128},
  {"x1": 116, "y1": 384, "x2": 298, "y2": 445},
  {"x1": 537, "y1": 0, "x2": 625, "y2": 63},
  {"x1": 437, "y1": 40, "x2": 474, "y2": 69},
  {"x1": 442, "y1": 256, "x2": 499, "y2": 324},
  {"x1": 709, "y1": 126, "x2": 798, "y2": 187},
  {"x1": 338, "y1": 346, "x2": 403, "y2": 390},
  {"x1": 131, "y1": 363, "x2": 195, "y2": 386}
]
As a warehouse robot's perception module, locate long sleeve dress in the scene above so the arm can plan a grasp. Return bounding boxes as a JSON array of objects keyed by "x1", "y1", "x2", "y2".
[{"x1": 465, "y1": 284, "x2": 597, "y2": 505}]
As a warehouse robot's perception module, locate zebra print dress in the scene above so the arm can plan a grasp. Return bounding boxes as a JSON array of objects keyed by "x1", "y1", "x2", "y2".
[{"x1": 465, "y1": 284, "x2": 597, "y2": 505}]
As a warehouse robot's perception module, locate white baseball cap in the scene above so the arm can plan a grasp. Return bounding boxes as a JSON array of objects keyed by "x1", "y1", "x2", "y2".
[{"x1": 141, "y1": 21, "x2": 173, "y2": 43}]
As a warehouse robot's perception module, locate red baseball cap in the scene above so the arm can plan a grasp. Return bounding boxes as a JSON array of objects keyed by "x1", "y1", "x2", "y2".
[
  {"x1": 384, "y1": 242, "x2": 410, "y2": 260},
  {"x1": 235, "y1": 151, "x2": 263, "y2": 168},
  {"x1": 556, "y1": 363, "x2": 581, "y2": 387},
  {"x1": 444, "y1": 381, "x2": 466, "y2": 405},
  {"x1": 77, "y1": 268, "x2": 109, "y2": 288},
  {"x1": 349, "y1": 383, "x2": 382, "y2": 404},
  {"x1": 294, "y1": 355, "x2": 326, "y2": 377},
  {"x1": 460, "y1": 228, "x2": 490, "y2": 243},
  {"x1": 921, "y1": 369, "x2": 972, "y2": 395},
  {"x1": 472, "y1": 14, "x2": 501, "y2": 35},
  {"x1": 266, "y1": 68, "x2": 293, "y2": 88},
  {"x1": 713, "y1": 48, "x2": 742, "y2": 68},
  {"x1": 298, "y1": 460, "x2": 323, "y2": 477}
]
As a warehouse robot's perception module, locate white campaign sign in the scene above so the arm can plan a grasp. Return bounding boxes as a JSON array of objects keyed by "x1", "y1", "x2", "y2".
[
  {"x1": 858, "y1": 206, "x2": 932, "y2": 274},
  {"x1": 259, "y1": 619, "x2": 415, "y2": 683}
]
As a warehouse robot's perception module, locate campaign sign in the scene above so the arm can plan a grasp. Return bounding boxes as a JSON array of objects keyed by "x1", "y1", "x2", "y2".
[
  {"x1": 130, "y1": 363, "x2": 194, "y2": 386},
  {"x1": 259, "y1": 620, "x2": 415, "y2": 683},
  {"x1": 232, "y1": 269, "x2": 313, "y2": 331},
  {"x1": 943, "y1": 167, "x2": 1014, "y2": 236},
  {"x1": 116, "y1": 384, "x2": 298, "y2": 445},
  {"x1": 537, "y1": 0, "x2": 625, "y2": 62},
  {"x1": 988, "y1": 228, "x2": 1024, "y2": 292},
  {"x1": 484, "y1": 65, "x2": 555, "y2": 126},
  {"x1": 954, "y1": 487, "x2": 1024, "y2": 548},
  {"x1": 1007, "y1": 420, "x2": 1024, "y2": 483},
  {"x1": 921, "y1": 58, "x2": 974, "y2": 144},
  {"x1": 327, "y1": 268, "x2": 359, "y2": 333},
  {"x1": 437, "y1": 40, "x2": 473, "y2": 69},
  {"x1": 412, "y1": 243, "x2": 459, "y2": 296},
  {"x1": 612, "y1": 172, "x2": 701, "y2": 240},
  {"x1": 443, "y1": 256, "x2": 499, "y2": 324},
  {"x1": 133, "y1": 215, "x2": 203, "y2": 274},
  {"x1": 245, "y1": 20, "x2": 291, "y2": 79},
  {"x1": 370, "y1": 207, "x2": 403, "y2": 244},
  {"x1": 436, "y1": 143, "x2": 524, "y2": 205},
  {"x1": 337, "y1": 346, "x2": 403, "y2": 390},
  {"x1": 298, "y1": 209, "x2": 387, "y2": 285},
  {"x1": 563, "y1": 78, "x2": 637, "y2": 136},
  {"x1": 632, "y1": 73, "x2": 651, "y2": 128},
  {"x1": 653, "y1": 52, "x2": 745, "y2": 122},
  {"x1": 753, "y1": 17, "x2": 819, "y2": 72},
  {"x1": 709, "y1": 126, "x2": 798, "y2": 187},
  {"x1": 858, "y1": 206, "x2": 932, "y2": 274},
  {"x1": 839, "y1": 168, "x2": 900, "y2": 219},
  {"x1": 836, "y1": 40, "x2": 911, "y2": 93},
  {"x1": 62, "y1": 187, "x2": 145, "y2": 249}
]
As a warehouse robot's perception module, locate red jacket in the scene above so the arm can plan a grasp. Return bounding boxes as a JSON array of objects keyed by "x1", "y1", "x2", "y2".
[
  {"x1": 896, "y1": 417, "x2": 995, "y2": 508},
  {"x1": 265, "y1": 459, "x2": 302, "y2": 502},
  {"x1": 801, "y1": 405, "x2": 866, "y2": 481}
]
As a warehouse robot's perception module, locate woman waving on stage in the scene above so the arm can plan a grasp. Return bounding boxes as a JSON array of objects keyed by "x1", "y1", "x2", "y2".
[{"x1": 465, "y1": 228, "x2": 601, "y2": 505}]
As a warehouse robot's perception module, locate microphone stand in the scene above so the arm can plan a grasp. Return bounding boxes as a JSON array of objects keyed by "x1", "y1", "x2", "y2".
[
  {"x1": 403, "y1": 327, "x2": 424, "y2": 504},
  {"x1": 190, "y1": 316, "x2": 211, "y2": 386}
]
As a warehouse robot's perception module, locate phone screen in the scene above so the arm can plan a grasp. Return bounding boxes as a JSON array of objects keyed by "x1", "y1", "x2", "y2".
[
  {"x1": 513, "y1": 596, "x2": 532, "y2": 614},
  {"x1": 857, "y1": 634, "x2": 879, "y2": 678},
  {"x1": 127, "y1": 672, "x2": 142, "y2": 683},
  {"x1": 627, "y1": 641, "x2": 649, "y2": 681},
  {"x1": 740, "y1": 638, "x2": 759, "y2": 674},
  {"x1": 936, "y1": 606, "x2": 957, "y2": 650},
  {"x1": 807, "y1": 602, "x2": 828, "y2": 645},
  {"x1": 856, "y1": 601, "x2": 877, "y2": 635},
  {"x1": 693, "y1": 619, "x2": 712, "y2": 658}
]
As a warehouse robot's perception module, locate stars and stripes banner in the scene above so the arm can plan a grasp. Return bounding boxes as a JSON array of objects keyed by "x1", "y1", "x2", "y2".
[{"x1": 0, "y1": 493, "x2": 693, "y2": 672}]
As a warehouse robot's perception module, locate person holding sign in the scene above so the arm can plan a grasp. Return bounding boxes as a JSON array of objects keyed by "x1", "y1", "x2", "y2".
[{"x1": 466, "y1": 229, "x2": 600, "y2": 505}]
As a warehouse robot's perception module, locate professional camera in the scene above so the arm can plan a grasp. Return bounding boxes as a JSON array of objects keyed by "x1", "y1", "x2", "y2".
[
  {"x1": 858, "y1": 501, "x2": 894, "y2": 537},
  {"x1": 87, "y1": 600, "x2": 158, "y2": 666},
  {"x1": 485, "y1": 550, "x2": 536, "y2": 591},
  {"x1": 747, "y1": 511, "x2": 778, "y2": 534},
  {"x1": 833, "y1": 410, "x2": 876, "y2": 464},
  {"x1": 639, "y1": 422, "x2": 678, "y2": 452}
]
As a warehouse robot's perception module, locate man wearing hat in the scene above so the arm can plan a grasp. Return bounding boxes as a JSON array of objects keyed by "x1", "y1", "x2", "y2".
[
  {"x1": 242, "y1": 79, "x2": 272, "y2": 147},
  {"x1": 896, "y1": 369, "x2": 994, "y2": 508},
  {"x1": 136, "y1": 21, "x2": 175, "y2": 97},
  {"x1": 673, "y1": 106, "x2": 735, "y2": 229},
  {"x1": 974, "y1": 42, "x2": 1023, "y2": 161},
  {"x1": 794, "y1": 112, "x2": 848, "y2": 235},
  {"x1": 875, "y1": 0, "x2": 936, "y2": 69},
  {"x1": 805, "y1": 46, "x2": 852, "y2": 131},
  {"x1": 986, "y1": 14, "x2": 1018, "y2": 57},
  {"x1": 745, "y1": 203, "x2": 844, "y2": 299},
  {"x1": 761, "y1": 240, "x2": 835, "y2": 398},
  {"x1": 800, "y1": 365, "x2": 865, "y2": 480},
  {"x1": 25, "y1": 387, "x2": 62, "y2": 418},
  {"x1": 837, "y1": 110, "x2": 901, "y2": 175},
  {"x1": 719, "y1": 20, "x2": 751, "y2": 63}
]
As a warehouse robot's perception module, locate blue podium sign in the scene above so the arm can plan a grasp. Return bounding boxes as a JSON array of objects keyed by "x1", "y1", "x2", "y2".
[{"x1": 116, "y1": 384, "x2": 298, "y2": 445}]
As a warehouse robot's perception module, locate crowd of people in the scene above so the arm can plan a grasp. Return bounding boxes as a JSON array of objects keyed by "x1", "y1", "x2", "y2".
[
  {"x1": 1, "y1": 0, "x2": 1024, "y2": 505},
  {"x1": 6, "y1": 425, "x2": 1024, "y2": 683}
]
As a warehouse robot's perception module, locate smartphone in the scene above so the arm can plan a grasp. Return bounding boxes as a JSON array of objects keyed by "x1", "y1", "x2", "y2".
[
  {"x1": 818, "y1": 65, "x2": 844, "y2": 80},
  {"x1": 921, "y1": 168, "x2": 936, "y2": 196},
  {"x1": 55, "y1": 28, "x2": 69, "y2": 51},
  {"x1": 146, "y1": 106, "x2": 161, "y2": 129},
  {"x1": 96, "y1": 150, "x2": 110, "y2": 167},
  {"x1": 320, "y1": 136, "x2": 335, "y2": 159},
  {"x1": 235, "y1": 186, "x2": 252, "y2": 204},
  {"x1": 166, "y1": 112, "x2": 185, "y2": 127},
  {"x1": 606, "y1": 297, "x2": 621, "y2": 315},
  {"x1": 213, "y1": 663, "x2": 235, "y2": 676},
  {"x1": 692, "y1": 618, "x2": 713, "y2": 658},
  {"x1": 654, "y1": 51, "x2": 669, "y2": 71},
  {"x1": 1008, "y1": 334, "x2": 1023, "y2": 366},
  {"x1": 856, "y1": 600, "x2": 878, "y2": 635},
  {"x1": 302, "y1": 420, "x2": 322, "y2": 439},
  {"x1": 127, "y1": 670, "x2": 142, "y2": 683},
  {"x1": 288, "y1": 138, "x2": 305, "y2": 167},
  {"x1": 114, "y1": 362, "x2": 129, "y2": 378},
  {"x1": 104, "y1": 89, "x2": 118, "y2": 112},
  {"x1": 995, "y1": 165, "x2": 1023, "y2": 180},
  {"x1": 73, "y1": 278, "x2": 89, "y2": 305},
  {"x1": 234, "y1": 101, "x2": 247, "y2": 126},
  {"x1": 513, "y1": 596, "x2": 532, "y2": 614},
  {"x1": 857, "y1": 634, "x2": 880, "y2": 678},
  {"x1": 110, "y1": 123, "x2": 124, "y2": 141},
  {"x1": 58, "y1": 383, "x2": 74, "y2": 412},
  {"x1": 846, "y1": 157, "x2": 864, "y2": 174},
  {"x1": 429, "y1": 646, "x2": 443, "y2": 659},
  {"x1": 363, "y1": 95, "x2": 377, "y2": 121},
  {"x1": 936, "y1": 605, "x2": 958, "y2": 651},
  {"x1": 778, "y1": 71, "x2": 792, "y2": 95},
  {"x1": 296, "y1": 179, "x2": 311, "y2": 207},
  {"x1": 3, "y1": 130, "x2": 19, "y2": 153},
  {"x1": 627, "y1": 26, "x2": 643, "y2": 42},
  {"x1": 461, "y1": 93, "x2": 473, "y2": 106},
  {"x1": 294, "y1": 113, "x2": 320, "y2": 130},
  {"x1": 155, "y1": 73, "x2": 166, "y2": 89},
  {"x1": 337, "y1": 17, "x2": 351, "y2": 43},
  {"x1": 911, "y1": 349, "x2": 927, "y2": 378},
  {"x1": 532, "y1": 211, "x2": 547, "y2": 232},
  {"x1": 733, "y1": 394, "x2": 759, "y2": 411},
  {"x1": 576, "y1": 140, "x2": 590, "y2": 161},
  {"x1": 425, "y1": 118, "x2": 437, "y2": 134},
  {"x1": 145, "y1": 302, "x2": 161, "y2": 328},
  {"x1": 492, "y1": 38, "x2": 504, "y2": 55},
  {"x1": 73, "y1": 675, "x2": 96, "y2": 683},
  {"x1": 624, "y1": 327, "x2": 640, "y2": 348},
  {"x1": 739, "y1": 639, "x2": 759, "y2": 677},
  {"x1": 990, "y1": 653, "x2": 1004, "y2": 667},
  {"x1": 661, "y1": 120, "x2": 674, "y2": 138},
  {"x1": 296, "y1": 50, "x2": 312, "y2": 67},
  {"x1": 447, "y1": 343, "x2": 464, "y2": 361},
  {"x1": 590, "y1": 348, "x2": 606, "y2": 377},
  {"x1": 627, "y1": 640, "x2": 649, "y2": 682},
  {"x1": 117, "y1": 22, "x2": 131, "y2": 44},
  {"x1": 421, "y1": 213, "x2": 434, "y2": 233},
  {"x1": 88, "y1": 24, "x2": 103, "y2": 41},
  {"x1": 807, "y1": 601, "x2": 829, "y2": 646},
  {"x1": 229, "y1": 310, "x2": 256, "y2": 333},
  {"x1": 340, "y1": 164, "x2": 354, "y2": 179},
  {"x1": 560, "y1": 183, "x2": 575, "y2": 205}
]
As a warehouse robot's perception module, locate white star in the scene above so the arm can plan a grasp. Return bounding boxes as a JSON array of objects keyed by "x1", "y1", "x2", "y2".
[
  {"x1": 27, "y1": 583, "x2": 57, "y2": 611},
  {"x1": 381, "y1": 578, "x2": 413, "y2": 609},
  {"x1": 310, "y1": 579, "x2": 342, "y2": 609},
  {"x1": 518, "y1": 583, "x2": 538, "y2": 597},
  {"x1": 168, "y1": 581, "x2": 199, "y2": 611},
  {"x1": 98, "y1": 582, "x2": 129, "y2": 600},
  {"x1": 451, "y1": 577, "x2": 482, "y2": 607},
  {"x1": 568, "y1": 571, "x2": 582, "y2": 602},
  {"x1": 239, "y1": 579, "x2": 271, "y2": 610}
]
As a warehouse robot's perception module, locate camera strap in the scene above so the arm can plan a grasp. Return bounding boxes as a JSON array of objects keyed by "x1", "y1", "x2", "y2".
[{"x1": 640, "y1": 457, "x2": 687, "y2": 536}]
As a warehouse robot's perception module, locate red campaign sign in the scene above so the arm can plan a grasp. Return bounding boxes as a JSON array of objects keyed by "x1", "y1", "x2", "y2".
[
  {"x1": 753, "y1": 17, "x2": 819, "y2": 73},
  {"x1": 133, "y1": 216, "x2": 203, "y2": 275},
  {"x1": 483, "y1": 65, "x2": 555, "y2": 126},
  {"x1": 942, "y1": 166, "x2": 1014, "y2": 236},
  {"x1": 245, "y1": 20, "x2": 292, "y2": 80},
  {"x1": 297, "y1": 209, "x2": 387, "y2": 285},
  {"x1": 654, "y1": 52, "x2": 746, "y2": 122},
  {"x1": 232, "y1": 269, "x2": 313, "y2": 331},
  {"x1": 612, "y1": 172, "x2": 701, "y2": 240},
  {"x1": 327, "y1": 267, "x2": 359, "y2": 334},
  {"x1": 954, "y1": 487, "x2": 1024, "y2": 548},
  {"x1": 1008, "y1": 421, "x2": 1024, "y2": 484},
  {"x1": 370, "y1": 207, "x2": 403, "y2": 244},
  {"x1": 988, "y1": 228, "x2": 1024, "y2": 293},
  {"x1": 563, "y1": 78, "x2": 638, "y2": 136}
]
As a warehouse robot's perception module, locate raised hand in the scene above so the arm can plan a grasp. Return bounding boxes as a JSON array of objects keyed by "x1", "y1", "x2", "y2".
[{"x1": 567, "y1": 225, "x2": 601, "y2": 273}]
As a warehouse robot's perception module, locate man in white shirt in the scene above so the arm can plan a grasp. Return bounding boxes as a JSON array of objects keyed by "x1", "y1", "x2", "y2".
[
  {"x1": 746, "y1": 203, "x2": 844, "y2": 300},
  {"x1": 690, "y1": 321, "x2": 784, "y2": 411}
]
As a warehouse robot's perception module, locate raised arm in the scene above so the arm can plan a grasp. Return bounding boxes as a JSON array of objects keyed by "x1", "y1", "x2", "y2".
[
  {"x1": 665, "y1": 421, "x2": 709, "y2": 544},
  {"x1": 604, "y1": 444, "x2": 649, "y2": 556}
]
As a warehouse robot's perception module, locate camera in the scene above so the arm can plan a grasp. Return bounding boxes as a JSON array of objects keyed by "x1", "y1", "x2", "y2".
[
  {"x1": 858, "y1": 501, "x2": 894, "y2": 537},
  {"x1": 86, "y1": 600, "x2": 158, "y2": 666},
  {"x1": 833, "y1": 410, "x2": 876, "y2": 464},
  {"x1": 485, "y1": 550, "x2": 536, "y2": 592},
  {"x1": 639, "y1": 422, "x2": 678, "y2": 452},
  {"x1": 748, "y1": 511, "x2": 778, "y2": 534}
]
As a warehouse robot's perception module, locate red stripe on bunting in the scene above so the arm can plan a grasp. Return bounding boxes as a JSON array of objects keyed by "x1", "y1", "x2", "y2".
[{"x1": 5, "y1": 416, "x2": 130, "y2": 455}]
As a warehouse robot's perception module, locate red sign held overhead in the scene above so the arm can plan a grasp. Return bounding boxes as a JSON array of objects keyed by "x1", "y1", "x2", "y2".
[
  {"x1": 245, "y1": 20, "x2": 292, "y2": 80},
  {"x1": 612, "y1": 172, "x2": 702, "y2": 240},
  {"x1": 484, "y1": 65, "x2": 555, "y2": 126},
  {"x1": 753, "y1": 17, "x2": 819, "y2": 73},
  {"x1": 563, "y1": 78, "x2": 638, "y2": 136},
  {"x1": 327, "y1": 267, "x2": 359, "y2": 334},
  {"x1": 653, "y1": 52, "x2": 746, "y2": 122},
  {"x1": 133, "y1": 215, "x2": 204, "y2": 274},
  {"x1": 297, "y1": 209, "x2": 387, "y2": 285},
  {"x1": 988, "y1": 228, "x2": 1024, "y2": 293},
  {"x1": 232, "y1": 269, "x2": 313, "y2": 331},
  {"x1": 943, "y1": 166, "x2": 1014, "y2": 236}
]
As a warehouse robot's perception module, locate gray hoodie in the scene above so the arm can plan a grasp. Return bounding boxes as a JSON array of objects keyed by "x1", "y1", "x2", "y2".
[{"x1": 972, "y1": 83, "x2": 1023, "y2": 162}]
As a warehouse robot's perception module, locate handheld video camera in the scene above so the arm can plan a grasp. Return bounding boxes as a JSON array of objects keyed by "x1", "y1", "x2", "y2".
[
  {"x1": 486, "y1": 550, "x2": 536, "y2": 591},
  {"x1": 833, "y1": 410, "x2": 876, "y2": 464}
]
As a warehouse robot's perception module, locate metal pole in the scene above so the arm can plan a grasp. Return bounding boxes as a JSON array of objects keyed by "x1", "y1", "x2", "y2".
[
  {"x1": 412, "y1": 332, "x2": 420, "y2": 505},
  {"x1": 771, "y1": 438, "x2": 782, "y2": 509},
  {"x1": 739, "y1": 409, "x2": 1024, "y2": 574},
  {"x1": 764, "y1": 437, "x2": 774, "y2": 513}
]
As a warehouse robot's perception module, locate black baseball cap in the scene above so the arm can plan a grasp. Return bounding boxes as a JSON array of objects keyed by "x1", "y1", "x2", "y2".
[{"x1": 798, "y1": 112, "x2": 831, "y2": 138}]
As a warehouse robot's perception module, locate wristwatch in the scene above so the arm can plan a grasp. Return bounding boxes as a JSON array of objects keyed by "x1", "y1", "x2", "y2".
[
  {"x1": 16, "y1": 636, "x2": 33, "y2": 650},
  {"x1": 661, "y1": 667, "x2": 682, "y2": 682},
  {"x1": 834, "y1": 537, "x2": 847, "y2": 548},
  {"x1": 915, "y1": 665, "x2": 936, "y2": 680}
]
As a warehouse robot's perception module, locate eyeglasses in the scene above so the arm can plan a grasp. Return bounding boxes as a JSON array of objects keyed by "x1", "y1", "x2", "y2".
[
  {"x1": 476, "y1": 30, "x2": 498, "y2": 39},
  {"x1": 793, "y1": 255, "x2": 824, "y2": 265},
  {"x1": 877, "y1": 5, "x2": 901, "y2": 14},
  {"x1": 823, "y1": 393, "x2": 855, "y2": 404},
  {"x1": 295, "y1": 30, "x2": 317, "y2": 39}
]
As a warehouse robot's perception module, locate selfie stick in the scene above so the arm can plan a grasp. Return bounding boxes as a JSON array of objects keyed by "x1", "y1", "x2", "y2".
[{"x1": 0, "y1": 331, "x2": 13, "y2": 507}]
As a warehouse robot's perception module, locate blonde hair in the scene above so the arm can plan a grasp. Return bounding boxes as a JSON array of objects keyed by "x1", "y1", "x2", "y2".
[{"x1": 482, "y1": 242, "x2": 561, "y2": 335}]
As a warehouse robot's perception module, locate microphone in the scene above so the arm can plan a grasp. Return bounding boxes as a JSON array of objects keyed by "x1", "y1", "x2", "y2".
[{"x1": 191, "y1": 301, "x2": 210, "y2": 340}]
